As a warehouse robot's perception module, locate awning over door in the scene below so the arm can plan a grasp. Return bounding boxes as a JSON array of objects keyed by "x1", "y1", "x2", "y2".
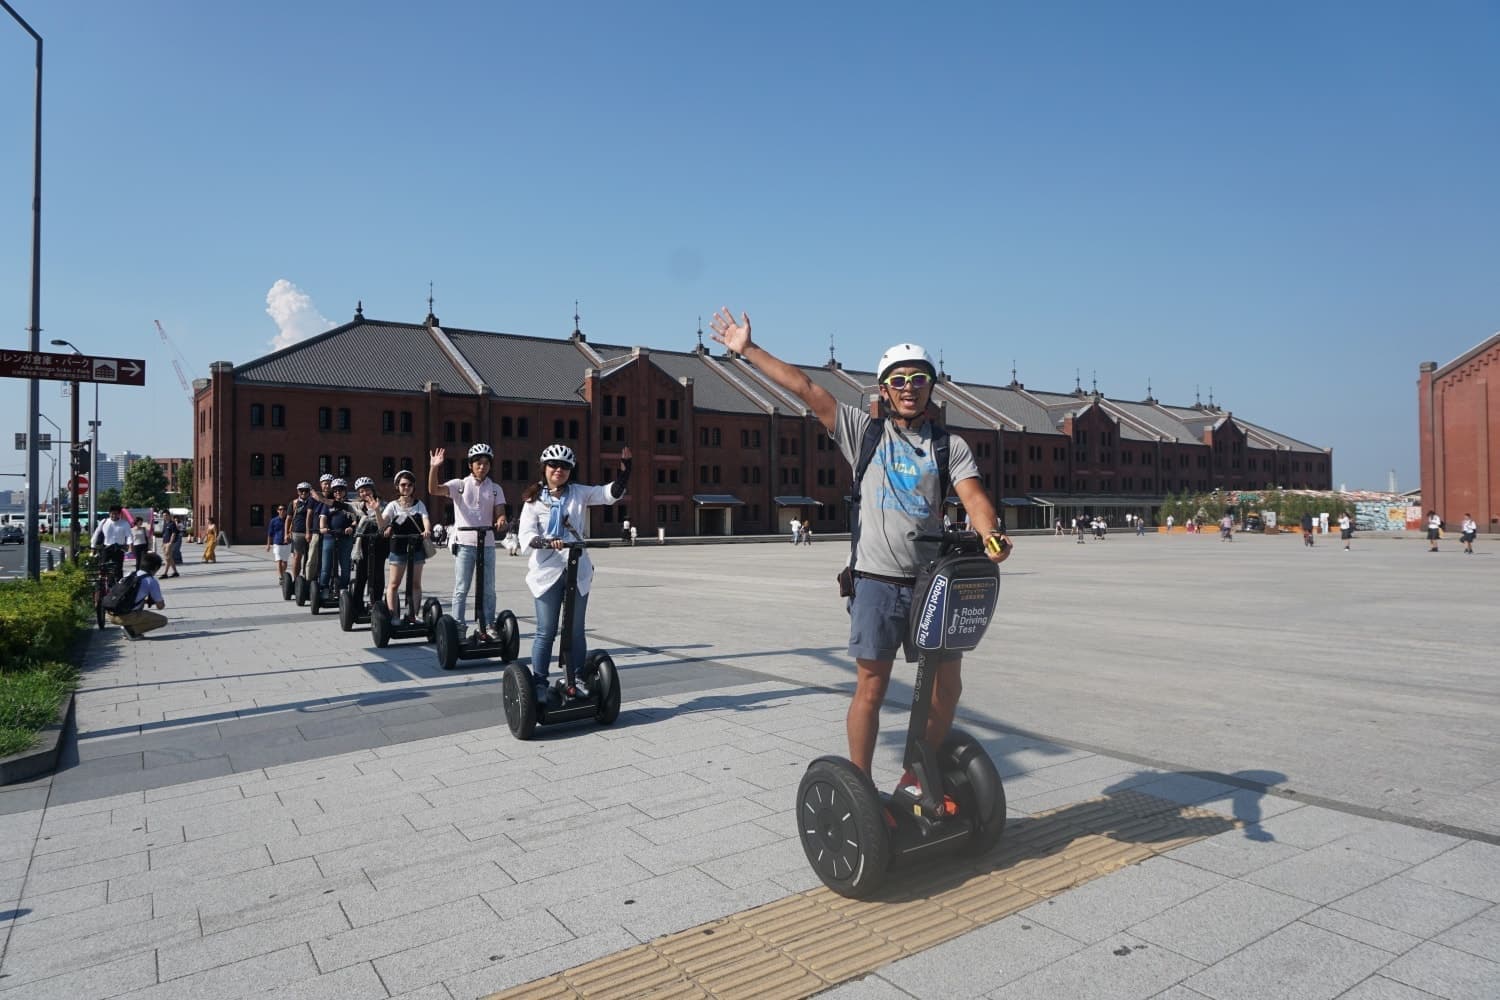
[
  {"x1": 773, "y1": 496, "x2": 822, "y2": 506},
  {"x1": 691, "y1": 494, "x2": 745, "y2": 506}
]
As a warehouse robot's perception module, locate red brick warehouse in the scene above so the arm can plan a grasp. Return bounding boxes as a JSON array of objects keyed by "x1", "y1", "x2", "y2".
[
  {"x1": 191, "y1": 305, "x2": 1333, "y2": 544},
  {"x1": 1419, "y1": 330, "x2": 1500, "y2": 532}
]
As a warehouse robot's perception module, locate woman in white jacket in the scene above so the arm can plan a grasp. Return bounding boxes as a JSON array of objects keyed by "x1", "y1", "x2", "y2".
[{"x1": 518, "y1": 443, "x2": 632, "y2": 700}]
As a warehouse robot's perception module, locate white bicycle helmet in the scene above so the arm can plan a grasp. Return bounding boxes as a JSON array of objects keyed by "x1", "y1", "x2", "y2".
[
  {"x1": 353, "y1": 476, "x2": 375, "y2": 492},
  {"x1": 540, "y1": 443, "x2": 576, "y2": 468},
  {"x1": 330, "y1": 478, "x2": 348, "y2": 490},
  {"x1": 876, "y1": 343, "x2": 937, "y2": 382},
  {"x1": 319, "y1": 473, "x2": 334, "y2": 482},
  {"x1": 296, "y1": 481, "x2": 313, "y2": 490},
  {"x1": 393, "y1": 469, "x2": 415, "y2": 485},
  {"x1": 467, "y1": 443, "x2": 494, "y2": 461}
]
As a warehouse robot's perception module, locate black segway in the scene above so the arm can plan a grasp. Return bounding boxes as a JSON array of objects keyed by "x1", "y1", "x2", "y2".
[
  {"x1": 371, "y1": 535, "x2": 442, "y2": 648},
  {"x1": 797, "y1": 530, "x2": 1007, "y2": 899},
  {"x1": 432, "y1": 526, "x2": 520, "y2": 670},
  {"x1": 280, "y1": 568, "x2": 294, "y2": 601},
  {"x1": 501, "y1": 521, "x2": 622, "y2": 740},
  {"x1": 295, "y1": 533, "x2": 320, "y2": 606},
  {"x1": 338, "y1": 530, "x2": 384, "y2": 632},
  {"x1": 309, "y1": 536, "x2": 345, "y2": 616}
]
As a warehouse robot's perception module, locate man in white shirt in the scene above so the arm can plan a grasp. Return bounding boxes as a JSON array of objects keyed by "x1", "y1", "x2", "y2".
[{"x1": 109, "y1": 552, "x2": 168, "y2": 638}]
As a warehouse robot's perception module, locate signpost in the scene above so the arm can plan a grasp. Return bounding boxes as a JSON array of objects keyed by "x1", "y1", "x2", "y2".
[
  {"x1": 71, "y1": 473, "x2": 89, "y2": 495},
  {"x1": 0, "y1": 350, "x2": 146, "y2": 386}
]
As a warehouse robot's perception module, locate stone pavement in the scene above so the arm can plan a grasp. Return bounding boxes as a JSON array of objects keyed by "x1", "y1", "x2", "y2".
[{"x1": 0, "y1": 536, "x2": 1494, "y2": 999}]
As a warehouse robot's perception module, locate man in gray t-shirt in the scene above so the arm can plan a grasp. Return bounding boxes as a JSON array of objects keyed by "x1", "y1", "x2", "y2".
[{"x1": 710, "y1": 307, "x2": 1012, "y2": 785}]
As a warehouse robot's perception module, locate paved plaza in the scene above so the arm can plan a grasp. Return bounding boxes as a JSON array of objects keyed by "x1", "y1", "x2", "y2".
[{"x1": 0, "y1": 531, "x2": 1495, "y2": 998}]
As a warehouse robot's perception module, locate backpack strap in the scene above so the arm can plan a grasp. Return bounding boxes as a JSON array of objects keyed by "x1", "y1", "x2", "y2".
[{"x1": 848, "y1": 418, "x2": 952, "y2": 577}]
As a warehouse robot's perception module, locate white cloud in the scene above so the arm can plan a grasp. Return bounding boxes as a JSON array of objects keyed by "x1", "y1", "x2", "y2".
[{"x1": 265, "y1": 279, "x2": 334, "y2": 350}]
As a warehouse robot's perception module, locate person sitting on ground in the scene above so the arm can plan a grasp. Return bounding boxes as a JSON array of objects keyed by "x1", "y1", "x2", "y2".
[
  {"x1": 110, "y1": 552, "x2": 168, "y2": 639},
  {"x1": 519, "y1": 443, "x2": 631, "y2": 702}
]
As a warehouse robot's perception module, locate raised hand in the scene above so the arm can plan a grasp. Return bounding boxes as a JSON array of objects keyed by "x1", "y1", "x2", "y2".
[
  {"x1": 620, "y1": 446, "x2": 632, "y2": 461},
  {"x1": 709, "y1": 307, "x2": 752, "y2": 355},
  {"x1": 429, "y1": 447, "x2": 445, "y2": 467}
]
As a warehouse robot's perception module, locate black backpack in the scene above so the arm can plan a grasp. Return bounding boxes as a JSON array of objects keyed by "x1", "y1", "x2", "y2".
[{"x1": 101, "y1": 571, "x2": 144, "y2": 613}]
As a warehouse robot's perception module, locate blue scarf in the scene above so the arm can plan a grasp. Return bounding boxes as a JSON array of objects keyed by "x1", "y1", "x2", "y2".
[{"x1": 544, "y1": 486, "x2": 567, "y2": 539}]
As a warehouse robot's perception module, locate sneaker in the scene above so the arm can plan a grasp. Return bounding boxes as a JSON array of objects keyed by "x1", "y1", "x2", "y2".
[
  {"x1": 896, "y1": 769, "x2": 958, "y2": 816},
  {"x1": 568, "y1": 680, "x2": 590, "y2": 700}
]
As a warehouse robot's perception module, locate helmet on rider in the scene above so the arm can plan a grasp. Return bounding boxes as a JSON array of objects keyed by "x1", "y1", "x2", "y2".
[
  {"x1": 353, "y1": 476, "x2": 374, "y2": 492},
  {"x1": 540, "y1": 443, "x2": 576, "y2": 469},
  {"x1": 467, "y1": 443, "x2": 493, "y2": 463},
  {"x1": 319, "y1": 473, "x2": 334, "y2": 483},
  {"x1": 296, "y1": 481, "x2": 312, "y2": 491},
  {"x1": 393, "y1": 469, "x2": 415, "y2": 486},
  {"x1": 330, "y1": 478, "x2": 348, "y2": 490},
  {"x1": 876, "y1": 343, "x2": 937, "y2": 383}
]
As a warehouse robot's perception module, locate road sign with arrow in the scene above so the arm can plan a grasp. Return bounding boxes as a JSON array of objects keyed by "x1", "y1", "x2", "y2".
[{"x1": 0, "y1": 350, "x2": 147, "y2": 387}]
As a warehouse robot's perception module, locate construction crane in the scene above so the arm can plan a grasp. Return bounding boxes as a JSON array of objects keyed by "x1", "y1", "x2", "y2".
[{"x1": 154, "y1": 320, "x2": 195, "y2": 402}]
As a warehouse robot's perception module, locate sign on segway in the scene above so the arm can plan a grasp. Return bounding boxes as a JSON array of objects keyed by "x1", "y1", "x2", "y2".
[{"x1": 912, "y1": 553, "x2": 1000, "y2": 652}]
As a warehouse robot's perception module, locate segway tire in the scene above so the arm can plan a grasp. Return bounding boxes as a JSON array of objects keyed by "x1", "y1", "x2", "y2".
[
  {"x1": 587, "y1": 651, "x2": 621, "y2": 725},
  {"x1": 281, "y1": 572, "x2": 294, "y2": 601},
  {"x1": 495, "y1": 610, "x2": 520, "y2": 664},
  {"x1": 310, "y1": 586, "x2": 323, "y2": 615},
  {"x1": 940, "y1": 729, "x2": 1007, "y2": 856},
  {"x1": 434, "y1": 616, "x2": 461, "y2": 671},
  {"x1": 95, "y1": 597, "x2": 105, "y2": 630},
  {"x1": 421, "y1": 598, "x2": 441, "y2": 642},
  {"x1": 295, "y1": 576, "x2": 308, "y2": 606},
  {"x1": 797, "y1": 757, "x2": 890, "y2": 899},
  {"x1": 338, "y1": 590, "x2": 356, "y2": 632},
  {"x1": 502, "y1": 662, "x2": 538, "y2": 740},
  {"x1": 371, "y1": 603, "x2": 391, "y2": 648}
]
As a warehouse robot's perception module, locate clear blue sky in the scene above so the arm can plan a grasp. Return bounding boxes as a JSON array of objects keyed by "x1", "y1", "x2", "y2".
[{"x1": 3, "y1": 1, "x2": 1496, "y2": 495}]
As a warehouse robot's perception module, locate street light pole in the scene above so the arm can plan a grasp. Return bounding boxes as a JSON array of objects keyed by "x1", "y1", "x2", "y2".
[
  {"x1": 3, "y1": 1, "x2": 43, "y2": 579},
  {"x1": 52, "y1": 338, "x2": 86, "y2": 559}
]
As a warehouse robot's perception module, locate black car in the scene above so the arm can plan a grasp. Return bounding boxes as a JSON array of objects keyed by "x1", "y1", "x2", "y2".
[
  {"x1": 0, "y1": 525, "x2": 23, "y2": 544},
  {"x1": 1242, "y1": 515, "x2": 1265, "y2": 533}
]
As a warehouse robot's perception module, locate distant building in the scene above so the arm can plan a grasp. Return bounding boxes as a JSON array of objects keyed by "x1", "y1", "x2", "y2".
[
  {"x1": 1419, "y1": 331, "x2": 1500, "y2": 531},
  {"x1": 192, "y1": 308, "x2": 1333, "y2": 543}
]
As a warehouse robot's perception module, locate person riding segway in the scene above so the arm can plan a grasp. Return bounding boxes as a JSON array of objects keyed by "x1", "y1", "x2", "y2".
[
  {"x1": 709, "y1": 309, "x2": 1013, "y2": 898},
  {"x1": 339, "y1": 477, "x2": 388, "y2": 631},
  {"x1": 312, "y1": 478, "x2": 356, "y2": 614},
  {"x1": 371, "y1": 469, "x2": 441, "y2": 647},
  {"x1": 501, "y1": 444, "x2": 631, "y2": 739},
  {"x1": 294, "y1": 475, "x2": 332, "y2": 605},
  {"x1": 428, "y1": 443, "x2": 520, "y2": 669}
]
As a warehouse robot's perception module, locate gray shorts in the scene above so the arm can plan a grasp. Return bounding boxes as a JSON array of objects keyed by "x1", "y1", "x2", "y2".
[
  {"x1": 292, "y1": 534, "x2": 309, "y2": 556},
  {"x1": 847, "y1": 577, "x2": 918, "y2": 663}
]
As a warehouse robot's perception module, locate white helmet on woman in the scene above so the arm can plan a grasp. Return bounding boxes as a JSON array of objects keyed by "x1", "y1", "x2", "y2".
[
  {"x1": 393, "y1": 469, "x2": 415, "y2": 485},
  {"x1": 353, "y1": 476, "x2": 374, "y2": 492},
  {"x1": 467, "y1": 443, "x2": 493, "y2": 462},
  {"x1": 540, "y1": 443, "x2": 576, "y2": 468},
  {"x1": 876, "y1": 343, "x2": 937, "y2": 382},
  {"x1": 330, "y1": 478, "x2": 348, "y2": 490}
]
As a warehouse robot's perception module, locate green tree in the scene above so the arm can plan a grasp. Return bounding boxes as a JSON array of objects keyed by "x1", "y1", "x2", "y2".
[
  {"x1": 122, "y1": 456, "x2": 170, "y2": 510},
  {"x1": 97, "y1": 486, "x2": 123, "y2": 511},
  {"x1": 175, "y1": 459, "x2": 193, "y2": 505}
]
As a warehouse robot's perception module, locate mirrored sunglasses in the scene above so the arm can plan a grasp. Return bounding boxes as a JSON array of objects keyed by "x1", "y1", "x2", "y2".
[
  {"x1": 544, "y1": 461, "x2": 573, "y2": 470},
  {"x1": 882, "y1": 372, "x2": 932, "y2": 390}
]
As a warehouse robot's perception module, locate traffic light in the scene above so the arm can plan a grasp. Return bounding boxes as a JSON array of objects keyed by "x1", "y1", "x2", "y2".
[{"x1": 72, "y1": 444, "x2": 90, "y2": 476}]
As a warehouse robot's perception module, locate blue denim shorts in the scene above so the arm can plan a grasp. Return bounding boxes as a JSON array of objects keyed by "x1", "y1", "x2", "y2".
[{"x1": 847, "y1": 577, "x2": 918, "y2": 663}]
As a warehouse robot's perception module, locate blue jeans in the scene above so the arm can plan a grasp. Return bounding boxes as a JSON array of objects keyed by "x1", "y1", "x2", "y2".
[
  {"x1": 319, "y1": 534, "x2": 352, "y2": 590},
  {"x1": 452, "y1": 543, "x2": 496, "y2": 629},
  {"x1": 530, "y1": 576, "x2": 588, "y2": 684}
]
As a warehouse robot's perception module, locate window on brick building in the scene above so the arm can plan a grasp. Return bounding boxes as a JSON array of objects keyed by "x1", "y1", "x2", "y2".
[
  {"x1": 250, "y1": 404, "x2": 264, "y2": 427},
  {"x1": 382, "y1": 411, "x2": 395, "y2": 433},
  {"x1": 337, "y1": 408, "x2": 351, "y2": 432},
  {"x1": 517, "y1": 418, "x2": 529, "y2": 438},
  {"x1": 670, "y1": 400, "x2": 679, "y2": 420},
  {"x1": 400, "y1": 456, "x2": 413, "y2": 473},
  {"x1": 501, "y1": 417, "x2": 513, "y2": 437},
  {"x1": 445, "y1": 421, "x2": 456, "y2": 443},
  {"x1": 250, "y1": 453, "x2": 265, "y2": 477},
  {"x1": 337, "y1": 456, "x2": 351, "y2": 477},
  {"x1": 382, "y1": 457, "x2": 395, "y2": 479},
  {"x1": 461, "y1": 421, "x2": 472, "y2": 443},
  {"x1": 318, "y1": 407, "x2": 332, "y2": 431},
  {"x1": 555, "y1": 419, "x2": 565, "y2": 439},
  {"x1": 319, "y1": 455, "x2": 331, "y2": 475},
  {"x1": 271, "y1": 404, "x2": 285, "y2": 428},
  {"x1": 250, "y1": 504, "x2": 264, "y2": 527},
  {"x1": 400, "y1": 411, "x2": 412, "y2": 433},
  {"x1": 501, "y1": 460, "x2": 514, "y2": 480},
  {"x1": 604, "y1": 396, "x2": 614, "y2": 417},
  {"x1": 271, "y1": 454, "x2": 284, "y2": 478}
]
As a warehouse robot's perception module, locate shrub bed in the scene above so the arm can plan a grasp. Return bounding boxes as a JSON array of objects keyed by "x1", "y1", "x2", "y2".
[{"x1": 0, "y1": 561, "x2": 89, "y2": 757}]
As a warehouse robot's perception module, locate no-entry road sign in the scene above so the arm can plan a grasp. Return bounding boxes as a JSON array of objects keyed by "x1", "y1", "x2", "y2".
[
  {"x1": 0, "y1": 350, "x2": 146, "y2": 386},
  {"x1": 71, "y1": 474, "x2": 90, "y2": 495}
]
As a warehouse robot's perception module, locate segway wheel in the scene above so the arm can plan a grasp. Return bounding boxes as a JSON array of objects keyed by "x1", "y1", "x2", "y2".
[
  {"x1": 338, "y1": 590, "x2": 356, "y2": 632},
  {"x1": 310, "y1": 585, "x2": 323, "y2": 615},
  {"x1": 797, "y1": 757, "x2": 890, "y2": 899},
  {"x1": 281, "y1": 571, "x2": 294, "y2": 601},
  {"x1": 371, "y1": 602, "x2": 391, "y2": 648},
  {"x1": 295, "y1": 576, "x2": 308, "y2": 606},
  {"x1": 587, "y1": 651, "x2": 621, "y2": 725},
  {"x1": 495, "y1": 610, "x2": 520, "y2": 664},
  {"x1": 421, "y1": 598, "x2": 441, "y2": 642},
  {"x1": 502, "y1": 662, "x2": 538, "y2": 740},
  {"x1": 434, "y1": 616, "x2": 461, "y2": 671},
  {"x1": 940, "y1": 729, "x2": 1007, "y2": 856},
  {"x1": 95, "y1": 596, "x2": 105, "y2": 630}
]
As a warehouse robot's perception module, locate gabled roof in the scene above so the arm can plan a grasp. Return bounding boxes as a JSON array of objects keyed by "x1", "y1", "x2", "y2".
[
  {"x1": 235, "y1": 321, "x2": 479, "y2": 394},
  {"x1": 952, "y1": 384, "x2": 1061, "y2": 435},
  {"x1": 647, "y1": 351, "x2": 767, "y2": 415},
  {"x1": 1432, "y1": 329, "x2": 1500, "y2": 379},
  {"x1": 1105, "y1": 399, "x2": 1201, "y2": 444},
  {"x1": 444, "y1": 328, "x2": 618, "y2": 403}
]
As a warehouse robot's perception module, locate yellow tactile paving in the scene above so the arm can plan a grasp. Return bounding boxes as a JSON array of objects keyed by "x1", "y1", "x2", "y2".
[{"x1": 485, "y1": 790, "x2": 1238, "y2": 1000}]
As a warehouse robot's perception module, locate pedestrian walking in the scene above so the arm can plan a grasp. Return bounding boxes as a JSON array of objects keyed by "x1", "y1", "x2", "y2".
[
  {"x1": 789, "y1": 518, "x2": 802, "y2": 545},
  {"x1": 1338, "y1": 513, "x2": 1353, "y2": 550},
  {"x1": 1301, "y1": 513, "x2": 1315, "y2": 547},
  {"x1": 1427, "y1": 510, "x2": 1442, "y2": 552},
  {"x1": 1460, "y1": 514, "x2": 1476, "y2": 554}
]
